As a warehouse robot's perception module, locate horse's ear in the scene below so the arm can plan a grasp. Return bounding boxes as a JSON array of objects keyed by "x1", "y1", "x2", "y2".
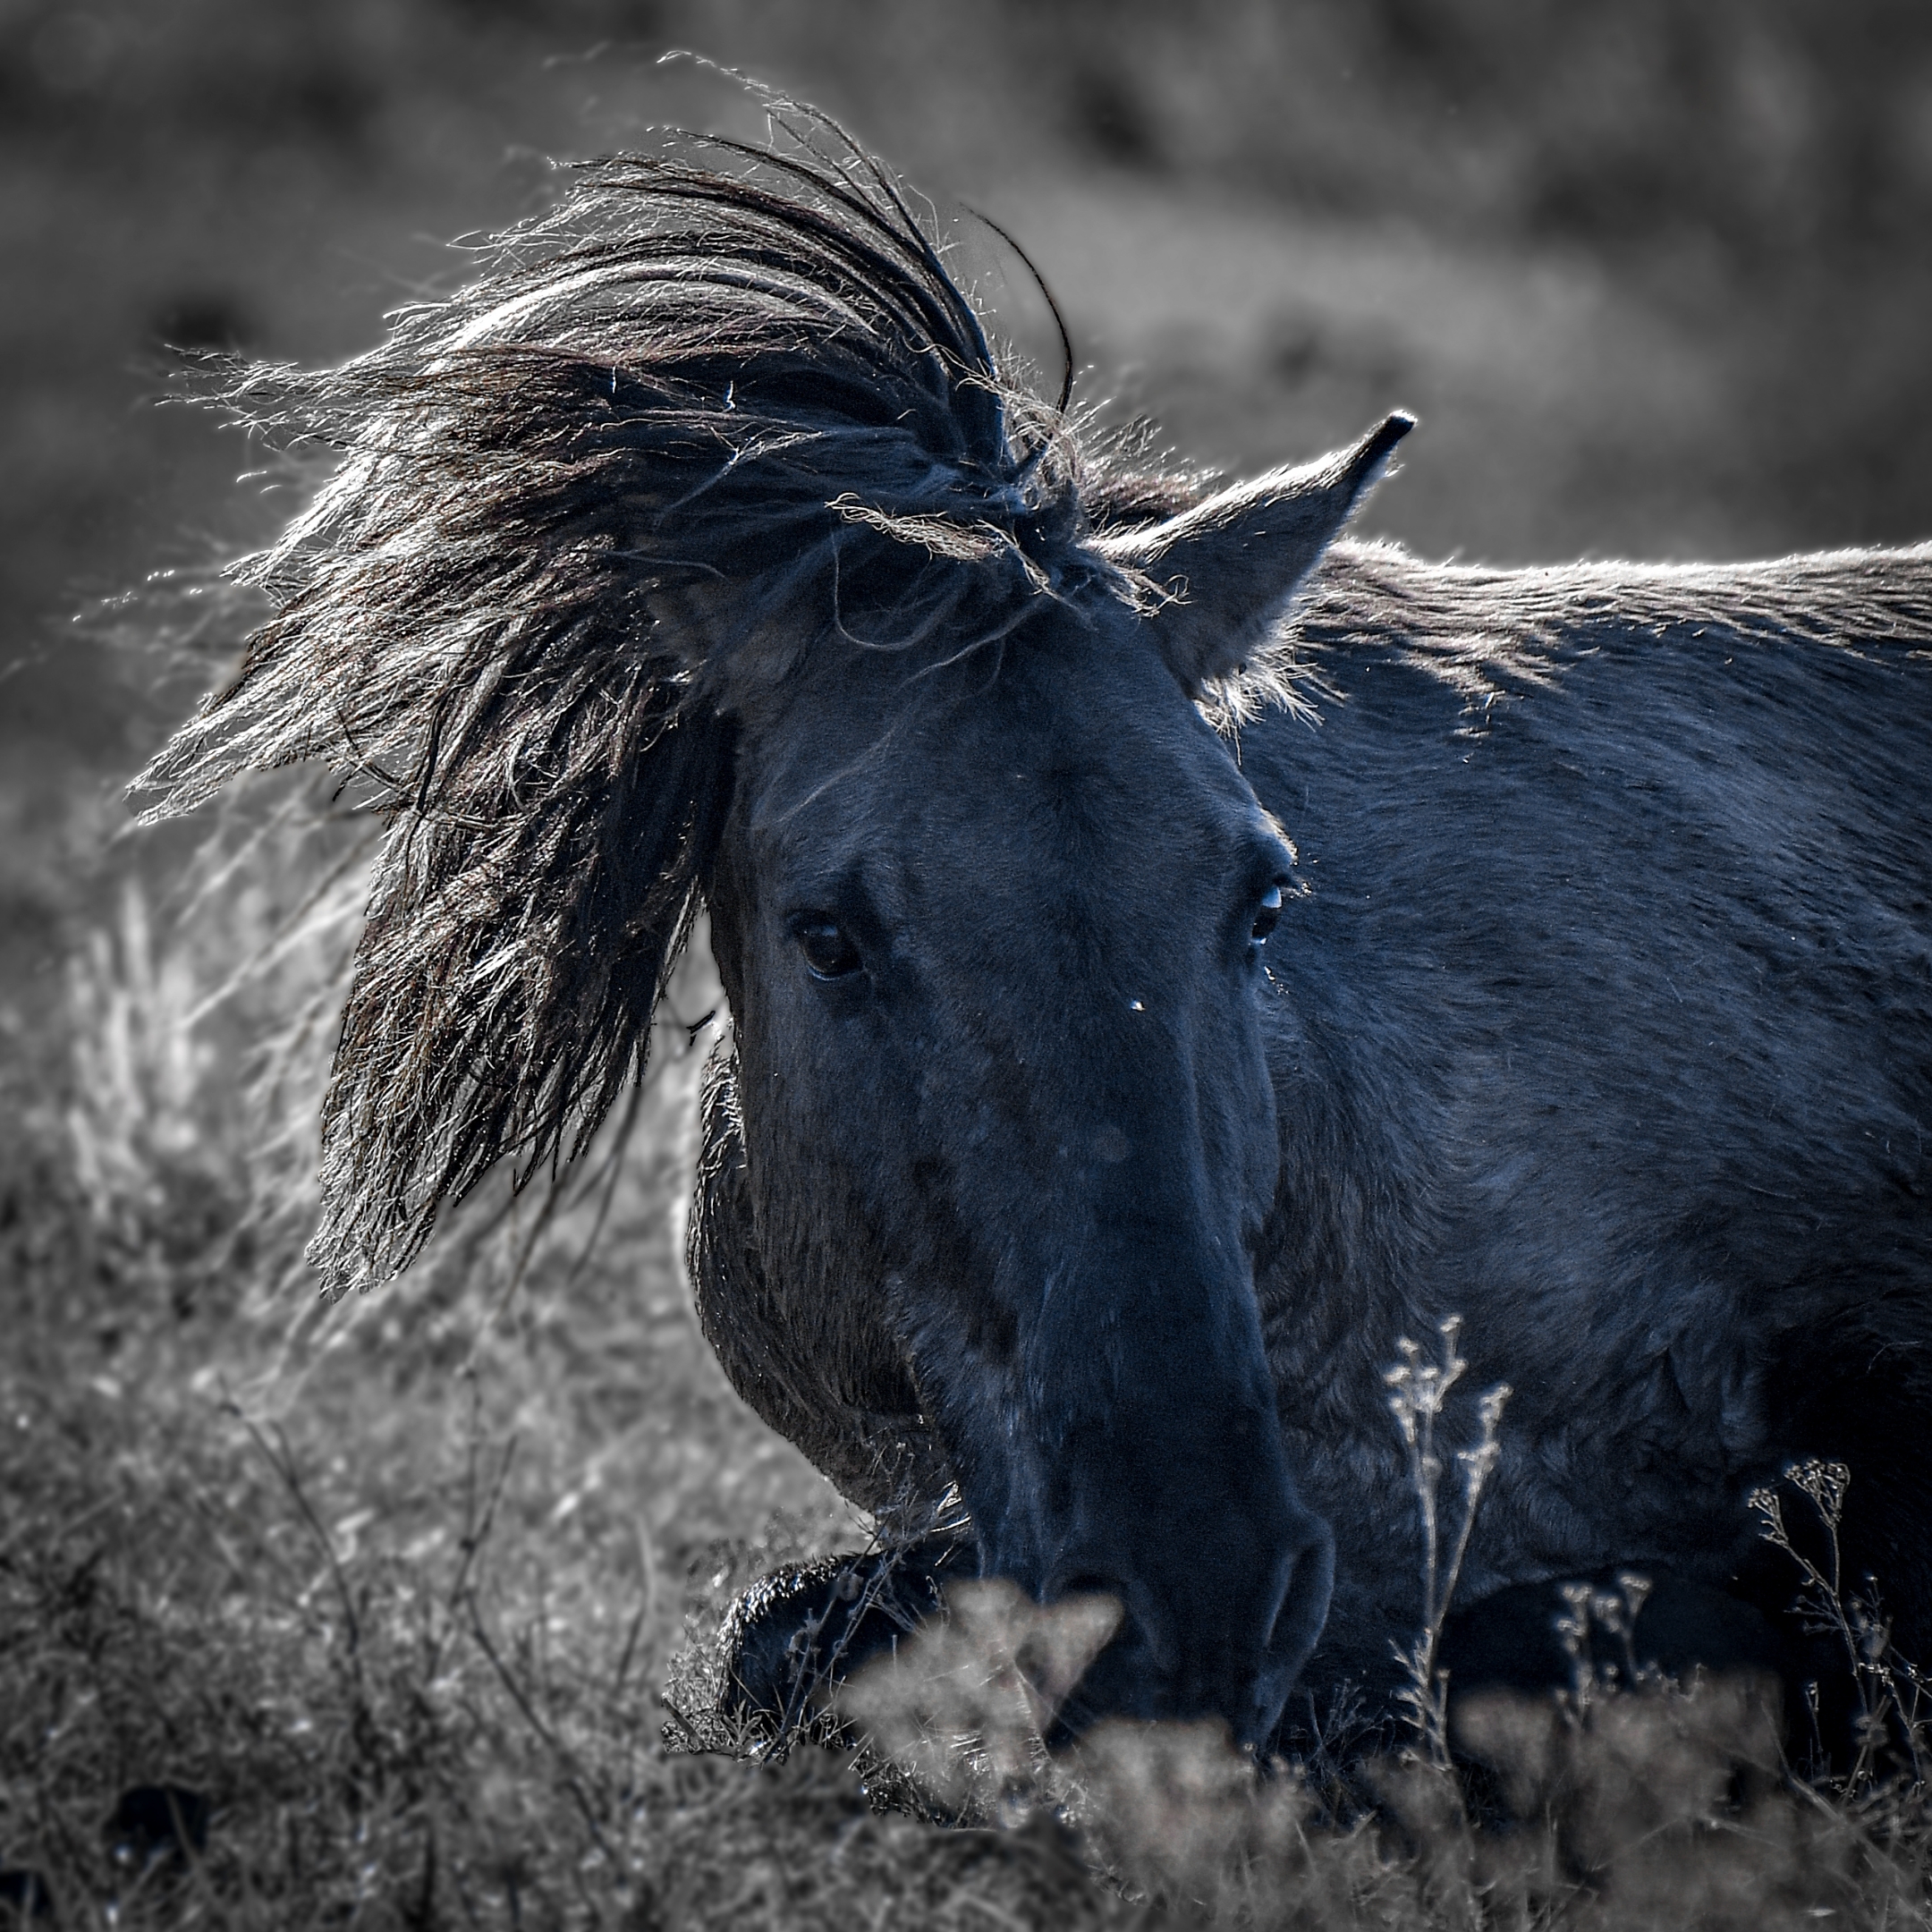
[{"x1": 1096, "y1": 412, "x2": 1413, "y2": 693}]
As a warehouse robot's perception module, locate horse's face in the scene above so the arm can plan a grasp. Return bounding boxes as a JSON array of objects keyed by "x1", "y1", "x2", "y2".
[
  {"x1": 695, "y1": 416, "x2": 1407, "y2": 1742},
  {"x1": 708, "y1": 591, "x2": 1328, "y2": 1743}
]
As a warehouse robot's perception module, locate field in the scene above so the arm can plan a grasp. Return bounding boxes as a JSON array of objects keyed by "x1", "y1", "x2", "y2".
[{"x1": 5, "y1": 4, "x2": 1932, "y2": 1924}]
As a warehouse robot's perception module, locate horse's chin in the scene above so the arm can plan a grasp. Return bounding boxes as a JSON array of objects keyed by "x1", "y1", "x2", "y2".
[
  {"x1": 1040, "y1": 1641, "x2": 1292, "y2": 1752},
  {"x1": 1031, "y1": 1586, "x2": 1317, "y2": 1751}
]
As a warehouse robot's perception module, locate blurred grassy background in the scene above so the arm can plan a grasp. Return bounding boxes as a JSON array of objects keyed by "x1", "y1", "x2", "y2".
[{"x1": 2, "y1": 6, "x2": 1931, "y2": 1921}]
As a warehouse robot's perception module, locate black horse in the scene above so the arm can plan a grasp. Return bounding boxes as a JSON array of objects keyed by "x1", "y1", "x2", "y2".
[{"x1": 140, "y1": 113, "x2": 1932, "y2": 1754}]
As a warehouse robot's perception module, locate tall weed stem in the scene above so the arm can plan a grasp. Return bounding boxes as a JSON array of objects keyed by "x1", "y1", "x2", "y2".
[{"x1": 1385, "y1": 1317, "x2": 1511, "y2": 1767}]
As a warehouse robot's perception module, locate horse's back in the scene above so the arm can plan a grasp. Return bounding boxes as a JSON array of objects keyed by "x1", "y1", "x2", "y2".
[{"x1": 1255, "y1": 537, "x2": 1932, "y2": 1275}]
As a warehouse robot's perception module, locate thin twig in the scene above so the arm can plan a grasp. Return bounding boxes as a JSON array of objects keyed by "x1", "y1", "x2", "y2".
[{"x1": 227, "y1": 1397, "x2": 366, "y2": 1683}]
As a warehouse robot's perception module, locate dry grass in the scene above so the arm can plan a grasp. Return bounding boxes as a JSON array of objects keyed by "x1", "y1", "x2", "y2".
[{"x1": 5, "y1": 844, "x2": 1932, "y2": 1929}]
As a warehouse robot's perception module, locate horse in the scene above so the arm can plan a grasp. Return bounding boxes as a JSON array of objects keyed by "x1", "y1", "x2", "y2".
[{"x1": 139, "y1": 110, "x2": 1932, "y2": 1758}]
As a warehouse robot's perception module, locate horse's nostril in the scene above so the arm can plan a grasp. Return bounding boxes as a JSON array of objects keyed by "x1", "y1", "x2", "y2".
[{"x1": 1260, "y1": 1521, "x2": 1335, "y2": 1683}]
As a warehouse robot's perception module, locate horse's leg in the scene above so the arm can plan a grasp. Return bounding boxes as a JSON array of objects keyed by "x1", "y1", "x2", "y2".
[{"x1": 720, "y1": 1537, "x2": 975, "y2": 1736}]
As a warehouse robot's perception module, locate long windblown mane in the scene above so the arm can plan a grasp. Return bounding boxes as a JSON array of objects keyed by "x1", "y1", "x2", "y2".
[{"x1": 135, "y1": 106, "x2": 1176, "y2": 1295}]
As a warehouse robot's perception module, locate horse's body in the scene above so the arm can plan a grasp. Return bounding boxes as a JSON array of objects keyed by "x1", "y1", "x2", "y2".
[
  {"x1": 696, "y1": 531, "x2": 1932, "y2": 1717},
  {"x1": 142, "y1": 117, "x2": 1932, "y2": 1750}
]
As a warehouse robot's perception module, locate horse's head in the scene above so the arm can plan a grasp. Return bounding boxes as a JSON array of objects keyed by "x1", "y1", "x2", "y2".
[
  {"x1": 135, "y1": 125, "x2": 1402, "y2": 1747},
  {"x1": 696, "y1": 417, "x2": 1406, "y2": 1743}
]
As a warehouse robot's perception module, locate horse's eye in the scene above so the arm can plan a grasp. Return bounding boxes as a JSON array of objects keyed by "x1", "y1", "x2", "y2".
[
  {"x1": 796, "y1": 919, "x2": 863, "y2": 980},
  {"x1": 1250, "y1": 883, "x2": 1285, "y2": 945}
]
